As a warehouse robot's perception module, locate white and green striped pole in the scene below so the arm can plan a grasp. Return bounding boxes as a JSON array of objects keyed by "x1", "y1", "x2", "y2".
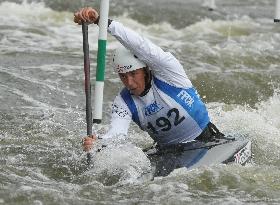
[
  {"x1": 275, "y1": 0, "x2": 280, "y2": 22},
  {"x1": 93, "y1": 0, "x2": 110, "y2": 124},
  {"x1": 208, "y1": 0, "x2": 216, "y2": 11}
]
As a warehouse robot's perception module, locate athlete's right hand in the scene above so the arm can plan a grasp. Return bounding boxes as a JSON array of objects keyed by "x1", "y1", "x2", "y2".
[
  {"x1": 82, "y1": 135, "x2": 97, "y2": 152},
  {"x1": 74, "y1": 7, "x2": 99, "y2": 25}
]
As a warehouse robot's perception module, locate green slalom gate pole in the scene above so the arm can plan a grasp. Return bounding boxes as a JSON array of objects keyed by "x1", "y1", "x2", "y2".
[{"x1": 93, "y1": 0, "x2": 110, "y2": 124}]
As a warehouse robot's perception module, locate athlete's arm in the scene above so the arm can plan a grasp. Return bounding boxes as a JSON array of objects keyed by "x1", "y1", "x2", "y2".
[
  {"x1": 100, "y1": 94, "x2": 132, "y2": 139},
  {"x1": 108, "y1": 21, "x2": 192, "y2": 88},
  {"x1": 74, "y1": 7, "x2": 191, "y2": 87},
  {"x1": 82, "y1": 94, "x2": 131, "y2": 151}
]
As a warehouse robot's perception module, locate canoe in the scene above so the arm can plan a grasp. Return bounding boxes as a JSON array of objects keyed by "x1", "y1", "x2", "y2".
[{"x1": 146, "y1": 137, "x2": 252, "y2": 177}]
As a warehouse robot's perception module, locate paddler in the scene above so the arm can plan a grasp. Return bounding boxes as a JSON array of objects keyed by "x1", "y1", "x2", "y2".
[{"x1": 74, "y1": 7, "x2": 225, "y2": 176}]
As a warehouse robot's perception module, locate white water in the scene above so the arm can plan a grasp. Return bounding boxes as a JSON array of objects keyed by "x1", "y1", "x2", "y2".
[{"x1": 0, "y1": 1, "x2": 280, "y2": 204}]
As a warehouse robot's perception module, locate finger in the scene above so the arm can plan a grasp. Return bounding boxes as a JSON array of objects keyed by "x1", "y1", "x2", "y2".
[
  {"x1": 83, "y1": 145, "x2": 92, "y2": 152},
  {"x1": 77, "y1": 11, "x2": 86, "y2": 22},
  {"x1": 86, "y1": 7, "x2": 98, "y2": 23},
  {"x1": 92, "y1": 9, "x2": 99, "y2": 18},
  {"x1": 82, "y1": 8, "x2": 93, "y2": 23},
  {"x1": 84, "y1": 136, "x2": 93, "y2": 142},
  {"x1": 83, "y1": 140, "x2": 93, "y2": 151},
  {"x1": 83, "y1": 140, "x2": 93, "y2": 146},
  {"x1": 88, "y1": 10, "x2": 97, "y2": 22},
  {"x1": 74, "y1": 10, "x2": 83, "y2": 22},
  {"x1": 90, "y1": 135, "x2": 97, "y2": 140},
  {"x1": 83, "y1": 8, "x2": 90, "y2": 20}
]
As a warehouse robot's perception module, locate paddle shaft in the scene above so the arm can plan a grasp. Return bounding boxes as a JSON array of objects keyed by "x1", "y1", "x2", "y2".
[
  {"x1": 82, "y1": 22, "x2": 93, "y2": 136},
  {"x1": 82, "y1": 22, "x2": 93, "y2": 165}
]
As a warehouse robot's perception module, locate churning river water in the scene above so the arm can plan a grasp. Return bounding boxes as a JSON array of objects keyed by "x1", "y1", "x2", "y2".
[{"x1": 0, "y1": 0, "x2": 280, "y2": 204}]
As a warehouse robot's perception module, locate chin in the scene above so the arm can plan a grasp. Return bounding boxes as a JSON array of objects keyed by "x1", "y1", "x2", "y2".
[
  {"x1": 132, "y1": 91, "x2": 139, "y2": 96},
  {"x1": 131, "y1": 90, "x2": 140, "y2": 96}
]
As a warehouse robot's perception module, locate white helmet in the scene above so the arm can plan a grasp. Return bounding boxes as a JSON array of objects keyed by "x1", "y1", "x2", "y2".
[{"x1": 112, "y1": 45, "x2": 146, "y2": 73}]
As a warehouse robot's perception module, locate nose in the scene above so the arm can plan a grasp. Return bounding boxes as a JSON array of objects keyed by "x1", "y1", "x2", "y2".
[{"x1": 126, "y1": 74, "x2": 134, "y2": 87}]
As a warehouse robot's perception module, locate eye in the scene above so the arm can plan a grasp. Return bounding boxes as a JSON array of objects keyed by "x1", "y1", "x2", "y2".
[
  {"x1": 130, "y1": 70, "x2": 137, "y2": 76},
  {"x1": 119, "y1": 73, "x2": 127, "y2": 80}
]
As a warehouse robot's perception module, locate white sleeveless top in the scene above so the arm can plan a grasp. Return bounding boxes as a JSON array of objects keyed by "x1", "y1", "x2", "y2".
[{"x1": 102, "y1": 21, "x2": 209, "y2": 146}]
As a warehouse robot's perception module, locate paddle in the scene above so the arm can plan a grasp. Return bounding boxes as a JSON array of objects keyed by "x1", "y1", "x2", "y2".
[
  {"x1": 81, "y1": 1, "x2": 110, "y2": 165},
  {"x1": 82, "y1": 21, "x2": 93, "y2": 165}
]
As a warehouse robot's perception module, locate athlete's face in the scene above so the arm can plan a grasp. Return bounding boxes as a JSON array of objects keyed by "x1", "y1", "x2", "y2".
[{"x1": 119, "y1": 68, "x2": 146, "y2": 96}]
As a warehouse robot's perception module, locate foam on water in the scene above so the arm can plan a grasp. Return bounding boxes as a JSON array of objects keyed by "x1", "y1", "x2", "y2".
[
  {"x1": 60, "y1": 88, "x2": 280, "y2": 188},
  {"x1": 1, "y1": 0, "x2": 279, "y2": 73},
  {"x1": 1, "y1": 0, "x2": 280, "y2": 204},
  {"x1": 0, "y1": 1, "x2": 98, "y2": 55},
  {"x1": 0, "y1": 66, "x2": 76, "y2": 96},
  {"x1": 154, "y1": 164, "x2": 280, "y2": 203},
  {"x1": 208, "y1": 89, "x2": 280, "y2": 166},
  {"x1": 86, "y1": 142, "x2": 152, "y2": 185},
  {"x1": 256, "y1": 90, "x2": 280, "y2": 129}
]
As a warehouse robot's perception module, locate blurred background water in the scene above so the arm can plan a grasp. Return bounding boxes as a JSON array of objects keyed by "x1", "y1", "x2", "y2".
[{"x1": 0, "y1": 0, "x2": 280, "y2": 204}]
